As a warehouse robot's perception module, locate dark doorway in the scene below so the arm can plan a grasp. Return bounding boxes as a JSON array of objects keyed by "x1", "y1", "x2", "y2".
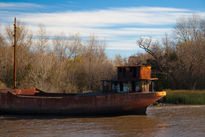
[
  {"x1": 132, "y1": 81, "x2": 135, "y2": 92},
  {"x1": 133, "y1": 68, "x2": 136, "y2": 78},
  {"x1": 120, "y1": 83, "x2": 123, "y2": 91},
  {"x1": 123, "y1": 68, "x2": 126, "y2": 78}
]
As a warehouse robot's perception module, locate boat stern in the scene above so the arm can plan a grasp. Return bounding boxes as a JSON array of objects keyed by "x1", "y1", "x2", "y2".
[{"x1": 155, "y1": 91, "x2": 166, "y2": 97}]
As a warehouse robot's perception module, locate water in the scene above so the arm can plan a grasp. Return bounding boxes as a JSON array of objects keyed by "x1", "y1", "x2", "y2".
[{"x1": 0, "y1": 105, "x2": 204, "y2": 137}]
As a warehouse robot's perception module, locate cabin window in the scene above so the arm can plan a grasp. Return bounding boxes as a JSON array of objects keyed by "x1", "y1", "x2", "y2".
[
  {"x1": 123, "y1": 68, "x2": 126, "y2": 78},
  {"x1": 135, "y1": 83, "x2": 141, "y2": 92},
  {"x1": 112, "y1": 83, "x2": 119, "y2": 92},
  {"x1": 150, "y1": 81, "x2": 154, "y2": 92}
]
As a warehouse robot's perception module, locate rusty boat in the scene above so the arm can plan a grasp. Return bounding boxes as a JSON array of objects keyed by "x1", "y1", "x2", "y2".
[
  {"x1": 0, "y1": 18, "x2": 166, "y2": 116},
  {"x1": 0, "y1": 65, "x2": 166, "y2": 115}
]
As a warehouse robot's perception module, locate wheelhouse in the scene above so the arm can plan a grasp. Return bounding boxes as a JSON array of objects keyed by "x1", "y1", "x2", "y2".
[{"x1": 101, "y1": 65, "x2": 157, "y2": 93}]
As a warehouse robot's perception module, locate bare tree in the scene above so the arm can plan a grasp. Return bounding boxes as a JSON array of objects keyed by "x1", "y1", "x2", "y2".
[
  {"x1": 137, "y1": 15, "x2": 205, "y2": 89},
  {"x1": 174, "y1": 14, "x2": 205, "y2": 42},
  {"x1": 35, "y1": 24, "x2": 49, "y2": 52},
  {"x1": 0, "y1": 22, "x2": 115, "y2": 92}
]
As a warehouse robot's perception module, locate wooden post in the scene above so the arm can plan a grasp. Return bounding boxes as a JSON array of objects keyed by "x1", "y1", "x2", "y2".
[{"x1": 13, "y1": 17, "x2": 17, "y2": 89}]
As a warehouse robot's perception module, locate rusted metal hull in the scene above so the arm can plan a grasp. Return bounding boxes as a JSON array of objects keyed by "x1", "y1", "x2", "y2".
[{"x1": 0, "y1": 89, "x2": 166, "y2": 116}]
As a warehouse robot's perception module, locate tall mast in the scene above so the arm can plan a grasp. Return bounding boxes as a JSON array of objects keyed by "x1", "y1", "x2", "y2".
[{"x1": 13, "y1": 17, "x2": 17, "y2": 89}]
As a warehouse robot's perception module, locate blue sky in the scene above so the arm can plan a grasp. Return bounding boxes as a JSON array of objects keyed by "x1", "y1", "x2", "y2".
[{"x1": 1, "y1": 0, "x2": 205, "y2": 58}]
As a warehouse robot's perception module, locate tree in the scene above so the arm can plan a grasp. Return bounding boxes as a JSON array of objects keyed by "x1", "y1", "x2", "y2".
[
  {"x1": 174, "y1": 15, "x2": 205, "y2": 42},
  {"x1": 137, "y1": 15, "x2": 205, "y2": 89},
  {"x1": 35, "y1": 24, "x2": 49, "y2": 52},
  {"x1": 0, "y1": 21, "x2": 33, "y2": 88},
  {"x1": 0, "y1": 21, "x2": 115, "y2": 92}
]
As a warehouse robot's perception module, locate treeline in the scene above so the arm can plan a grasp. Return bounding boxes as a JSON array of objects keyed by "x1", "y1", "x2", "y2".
[
  {"x1": 0, "y1": 15, "x2": 205, "y2": 92},
  {"x1": 131, "y1": 15, "x2": 205, "y2": 90},
  {"x1": 0, "y1": 23, "x2": 118, "y2": 93}
]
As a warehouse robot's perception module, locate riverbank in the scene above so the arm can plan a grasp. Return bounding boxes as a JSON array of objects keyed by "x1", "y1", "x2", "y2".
[{"x1": 161, "y1": 90, "x2": 205, "y2": 104}]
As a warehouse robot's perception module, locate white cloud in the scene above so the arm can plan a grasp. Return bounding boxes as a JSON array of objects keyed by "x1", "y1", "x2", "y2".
[
  {"x1": 30, "y1": 25, "x2": 171, "y2": 35},
  {"x1": 1, "y1": 5, "x2": 205, "y2": 52},
  {"x1": 19, "y1": 7, "x2": 194, "y2": 27},
  {"x1": 18, "y1": 6, "x2": 193, "y2": 39},
  {"x1": 0, "y1": 2, "x2": 43, "y2": 9}
]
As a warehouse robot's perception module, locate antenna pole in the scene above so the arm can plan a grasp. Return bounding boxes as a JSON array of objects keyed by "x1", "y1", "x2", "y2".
[{"x1": 13, "y1": 17, "x2": 17, "y2": 89}]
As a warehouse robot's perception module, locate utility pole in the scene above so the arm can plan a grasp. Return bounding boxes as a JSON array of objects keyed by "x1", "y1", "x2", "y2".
[{"x1": 13, "y1": 17, "x2": 17, "y2": 89}]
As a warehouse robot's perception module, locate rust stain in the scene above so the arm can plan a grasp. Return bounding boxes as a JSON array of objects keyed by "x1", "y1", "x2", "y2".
[{"x1": 0, "y1": 89, "x2": 165, "y2": 115}]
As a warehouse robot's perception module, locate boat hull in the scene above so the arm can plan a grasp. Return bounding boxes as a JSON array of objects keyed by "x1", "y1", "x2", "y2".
[{"x1": 0, "y1": 89, "x2": 166, "y2": 116}]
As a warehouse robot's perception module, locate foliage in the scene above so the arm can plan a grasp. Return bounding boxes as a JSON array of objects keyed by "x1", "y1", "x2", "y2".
[
  {"x1": 162, "y1": 90, "x2": 205, "y2": 104},
  {"x1": 134, "y1": 15, "x2": 205, "y2": 90},
  {"x1": 0, "y1": 22, "x2": 115, "y2": 93}
]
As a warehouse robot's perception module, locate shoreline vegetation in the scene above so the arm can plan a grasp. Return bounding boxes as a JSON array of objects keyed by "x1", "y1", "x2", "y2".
[{"x1": 158, "y1": 90, "x2": 205, "y2": 105}]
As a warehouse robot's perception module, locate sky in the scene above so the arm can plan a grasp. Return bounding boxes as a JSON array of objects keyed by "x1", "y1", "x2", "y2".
[{"x1": 0, "y1": 0, "x2": 205, "y2": 58}]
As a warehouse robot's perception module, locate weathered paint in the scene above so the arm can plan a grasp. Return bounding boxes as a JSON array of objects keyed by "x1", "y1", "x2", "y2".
[
  {"x1": 117, "y1": 65, "x2": 151, "y2": 81},
  {"x1": 13, "y1": 18, "x2": 17, "y2": 89},
  {"x1": 0, "y1": 89, "x2": 166, "y2": 116},
  {"x1": 14, "y1": 88, "x2": 39, "y2": 95},
  {"x1": 140, "y1": 66, "x2": 151, "y2": 80}
]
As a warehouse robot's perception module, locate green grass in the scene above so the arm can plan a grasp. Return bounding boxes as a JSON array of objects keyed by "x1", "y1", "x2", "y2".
[{"x1": 162, "y1": 90, "x2": 205, "y2": 104}]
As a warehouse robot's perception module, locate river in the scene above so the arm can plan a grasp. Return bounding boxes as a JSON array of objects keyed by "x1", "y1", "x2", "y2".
[{"x1": 0, "y1": 105, "x2": 204, "y2": 137}]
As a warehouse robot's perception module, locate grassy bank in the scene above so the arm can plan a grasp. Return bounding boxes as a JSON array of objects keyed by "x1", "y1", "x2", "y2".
[{"x1": 162, "y1": 90, "x2": 205, "y2": 105}]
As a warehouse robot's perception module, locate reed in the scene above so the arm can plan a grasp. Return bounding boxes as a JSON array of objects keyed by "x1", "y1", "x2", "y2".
[{"x1": 162, "y1": 90, "x2": 205, "y2": 104}]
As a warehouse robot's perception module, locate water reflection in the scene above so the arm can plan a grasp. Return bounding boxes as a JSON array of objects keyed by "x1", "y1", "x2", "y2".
[{"x1": 0, "y1": 105, "x2": 204, "y2": 137}]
